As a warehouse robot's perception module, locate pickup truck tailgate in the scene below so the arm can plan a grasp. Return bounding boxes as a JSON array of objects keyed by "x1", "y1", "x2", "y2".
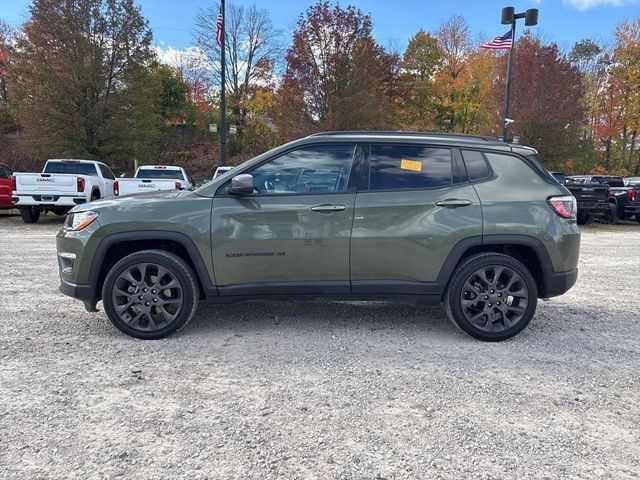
[{"x1": 15, "y1": 173, "x2": 77, "y2": 193}]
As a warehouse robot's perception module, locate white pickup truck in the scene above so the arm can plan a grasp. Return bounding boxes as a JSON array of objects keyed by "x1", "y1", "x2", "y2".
[
  {"x1": 12, "y1": 159, "x2": 117, "y2": 223},
  {"x1": 116, "y1": 165, "x2": 194, "y2": 196}
]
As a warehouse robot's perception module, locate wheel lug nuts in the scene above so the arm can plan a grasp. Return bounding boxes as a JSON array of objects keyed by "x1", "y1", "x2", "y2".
[
  {"x1": 484, "y1": 295, "x2": 488, "y2": 300},
  {"x1": 143, "y1": 288, "x2": 148, "y2": 293},
  {"x1": 145, "y1": 302, "x2": 150, "y2": 306},
  {"x1": 151, "y1": 290, "x2": 156, "y2": 294},
  {"x1": 138, "y1": 295, "x2": 144, "y2": 300}
]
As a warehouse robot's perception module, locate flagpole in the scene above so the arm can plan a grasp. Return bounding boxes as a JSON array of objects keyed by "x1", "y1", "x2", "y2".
[
  {"x1": 501, "y1": 20, "x2": 515, "y2": 141},
  {"x1": 219, "y1": 0, "x2": 227, "y2": 166}
]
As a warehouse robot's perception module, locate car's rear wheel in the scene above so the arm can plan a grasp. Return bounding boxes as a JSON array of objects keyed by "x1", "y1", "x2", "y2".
[
  {"x1": 444, "y1": 253, "x2": 538, "y2": 341},
  {"x1": 576, "y1": 211, "x2": 590, "y2": 225},
  {"x1": 602, "y1": 203, "x2": 618, "y2": 224},
  {"x1": 102, "y1": 250, "x2": 199, "y2": 339},
  {"x1": 20, "y1": 206, "x2": 41, "y2": 224}
]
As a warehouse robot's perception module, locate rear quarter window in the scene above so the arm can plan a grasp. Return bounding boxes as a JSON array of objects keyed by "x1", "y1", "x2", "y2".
[
  {"x1": 461, "y1": 150, "x2": 492, "y2": 182},
  {"x1": 368, "y1": 145, "x2": 453, "y2": 190}
]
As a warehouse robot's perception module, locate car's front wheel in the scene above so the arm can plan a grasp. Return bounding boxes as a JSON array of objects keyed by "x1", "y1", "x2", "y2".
[
  {"x1": 102, "y1": 250, "x2": 199, "y2": 339},
  {"x1": 444, "y1": 253, "x2": 538, "y2": 341}
]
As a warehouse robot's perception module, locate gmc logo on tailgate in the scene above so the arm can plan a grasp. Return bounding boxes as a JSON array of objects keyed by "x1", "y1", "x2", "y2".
[{"x1": 37, "y1": 178, "x2": 55, "y2": 182}]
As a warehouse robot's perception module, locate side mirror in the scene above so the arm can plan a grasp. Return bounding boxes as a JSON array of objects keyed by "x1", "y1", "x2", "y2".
[
  {"x1": 229, "y1": 174, "x2": 255, "y2": 195},
  {"x1": 120, "y1": 173, "x2": 126, "y2": 178}
]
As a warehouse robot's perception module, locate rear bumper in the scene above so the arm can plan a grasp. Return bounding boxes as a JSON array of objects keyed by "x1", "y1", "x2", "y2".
[
  {"x1": 14, "y1": 194, "x2": 86, "y2": 207},
  {"x1": 624, "y1": 204, "x2": 640, "y2": 215},
  {"x1": 576, "y1": 202, "x2": 608, "y2": 215},
  {"x1": 544, "y1": 268, "x2": 578, "y2": 298}
]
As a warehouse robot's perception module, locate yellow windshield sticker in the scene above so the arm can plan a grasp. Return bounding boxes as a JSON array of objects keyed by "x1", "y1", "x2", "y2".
[{"x1": 400, "y1": 159, "x2": 422, "y2": 172}]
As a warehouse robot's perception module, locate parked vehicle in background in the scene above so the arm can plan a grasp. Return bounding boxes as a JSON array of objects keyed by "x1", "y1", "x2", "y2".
[
  {"x1": 12, "y1": 159, "x2": 117, "y2": 223},
  {"x1": 0, "y1": 163, "x2": 14, "y2": 210},
  {"x1": 563, "y1": 175, "x2": 609, "y2": 224},
  {"x1": 57, "y1": 131, "x2": 580, "y2": 342},
  {"x1": 568, "y1": 175, "x2": 638, "y2": 224},
  {"x1": 213, "y1": 166, "x2": 234, "y2": 179},
  {"x1": 624, "y1": 177, "x2": 640, "y2": 223},
  {"x1": 549, "y1": 171, "x2": 566, "y2": 184},
  {"x1": 116, "y1": 165, "x2": 194, "y2": 196}
]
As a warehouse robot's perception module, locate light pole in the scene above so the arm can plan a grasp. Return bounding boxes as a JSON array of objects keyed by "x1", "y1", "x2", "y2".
[{"x1": 500, "y1": 6, "x2": 538, "y2": 141}]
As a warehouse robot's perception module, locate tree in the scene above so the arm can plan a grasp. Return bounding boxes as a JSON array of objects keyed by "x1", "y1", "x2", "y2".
[
  {"x1": 433, "y1": 15, "x2": 475, "y2": 132},
  {"x1": 277, "y1": 0, "x2": 397, "y2": 139},
  {"x1": 193, "y1": 2, "x2": 282, "y2": 131},
  {"x1": 502, "y1": 35, "x2": 586, "y2": 168},
  {"x1": 0, "y1": 20, "x2": 15, "y2": 132},
  {"x1": 613, "y1": 16, "x2": 640, "y2": 173},
  {"x1": 398, "y1": 30, "x2": 443, "y2": 130},
  {"x1": 9, "y1": 0, "x2": 156, "y2": 167}
]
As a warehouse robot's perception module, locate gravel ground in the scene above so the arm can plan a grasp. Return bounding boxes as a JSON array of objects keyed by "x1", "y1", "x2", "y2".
[{"x1": 1, "y1": 211, "x2": 639, "y2": 480}]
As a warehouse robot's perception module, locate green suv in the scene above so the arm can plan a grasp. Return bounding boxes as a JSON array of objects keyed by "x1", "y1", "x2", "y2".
[{"x1": 57, "y1": 132, "x2": 580, "y2": 341}]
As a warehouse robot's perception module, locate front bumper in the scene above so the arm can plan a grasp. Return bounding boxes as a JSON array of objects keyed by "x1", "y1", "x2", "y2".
[
  {"x1": 544, "y1": 268, "x2": 578, "y2": 298},
  {"x1": 59, "y1": 276, "x2": 98, "y2": 312}
]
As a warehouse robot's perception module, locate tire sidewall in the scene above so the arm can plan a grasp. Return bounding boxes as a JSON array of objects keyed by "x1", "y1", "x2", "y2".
[
  {"x1": 102, "y1": 251, "x2": 198, "y2": 340},
  {"x1": 447, "y1": 254, "x2": 538, "y2": 342}
]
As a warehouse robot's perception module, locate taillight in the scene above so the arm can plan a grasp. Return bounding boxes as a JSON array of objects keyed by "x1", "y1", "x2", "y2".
[
  {"x1": 628, "y1": 189, "x2": 636, "y2": 202},
  {"x1": 11, "y1": 175, "x2": 16, "y2": 192},
  {"x1": 175, "y1": 181, "x2": 182, "y2": 190},
  {"x1": 113, "y1": 181, "x2": 119, "y2": 196},
  {"x1": 548, "y1": 195, "x2": 577, "y2": 219},
  {"x1": 77, "y1": 177, "x2": 85, "y2": 193}
]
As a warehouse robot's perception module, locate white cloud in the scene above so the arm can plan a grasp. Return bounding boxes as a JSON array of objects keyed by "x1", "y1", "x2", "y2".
[{"x1": 562, "y1": 0, "x2": 635, "y2": 10}]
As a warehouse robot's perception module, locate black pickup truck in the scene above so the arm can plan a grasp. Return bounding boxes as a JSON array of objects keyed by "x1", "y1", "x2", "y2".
[
  {"x1": 552, "y1": 173, "x2": 610, "y2": 224},
  {"x1": 624, "y1": 177, "x2": 640, "y2": 223},
  {"x1": 568, "y1": 175, "x2": 639, "y2": 223}
]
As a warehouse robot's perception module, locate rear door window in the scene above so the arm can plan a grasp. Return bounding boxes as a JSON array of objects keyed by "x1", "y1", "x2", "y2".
[{"x1": 367, "y1": 145, "x2": 453, "y2": 191}]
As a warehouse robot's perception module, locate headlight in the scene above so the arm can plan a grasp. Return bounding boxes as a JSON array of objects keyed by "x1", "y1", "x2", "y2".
[{"x1": 64, "y1": 211, "x2": 100, "y2": 231}]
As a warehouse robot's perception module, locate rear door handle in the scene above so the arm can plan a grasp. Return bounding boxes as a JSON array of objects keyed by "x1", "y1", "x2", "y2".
[
  {"x1": 310, "y1": 204, "x2": 347, "y2": 213},
  {"x1": 435, "y1": 199, "x2": 472, "y2": 208}
]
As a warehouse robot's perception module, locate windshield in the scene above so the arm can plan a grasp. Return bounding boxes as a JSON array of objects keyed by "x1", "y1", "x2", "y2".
[
  {"x1": 135, "y1": 169, "x2": 183, "y2": 180},
  {"x1": 44, "y1": 161, "x2": 98, "y2": 176}
]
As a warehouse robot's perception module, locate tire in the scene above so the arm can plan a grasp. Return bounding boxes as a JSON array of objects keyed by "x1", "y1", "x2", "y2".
[
  {"x1": 602, "y1": 203, "x2": 618, "y2": 224},
  {"x1": 102, "y1": 250, "x2": 199, "y2": 339},
  {"x1": 444, "y1": 253, "x2": 538, "y2": 342},
  {"x1": 576, "y1": 211, "x2": 589, "y2": 225},
  {"x1": 20, "y1": 206, "x2": 41, "y2": 224},
  {"x1": 91, "y1": 191, "x2": 100, "y2": 202}
]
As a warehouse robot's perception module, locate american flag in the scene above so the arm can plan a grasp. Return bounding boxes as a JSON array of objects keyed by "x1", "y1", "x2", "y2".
[
  {"x1": 216, "y1": 10, "x2": 223, "y2": 47},
  {"x1": 480, "y1": 30, "x2": 513, "y2": 50}
]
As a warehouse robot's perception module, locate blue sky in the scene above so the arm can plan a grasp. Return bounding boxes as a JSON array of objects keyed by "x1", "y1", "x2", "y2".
[{"x1": 2, "y1": 0, "x2": 639, "y2": 53}]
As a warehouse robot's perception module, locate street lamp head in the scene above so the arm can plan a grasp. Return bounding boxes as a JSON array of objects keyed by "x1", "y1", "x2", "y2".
[
  {"x1": 501, "y1": 6, "x2": 515, "y2": 24},
  {"x1": 525, "y1": 8, "x2": 539, "y2": 26}
]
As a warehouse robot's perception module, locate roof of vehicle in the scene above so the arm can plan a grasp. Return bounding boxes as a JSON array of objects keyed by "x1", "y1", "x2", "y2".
[
  {"x1": 138, "y1": 165, "x2": 182, "y2": 169},
  {"x1": 306, "y1": 131, "x2": 538, "y2": 154},
  {"x1": 47, "y1": 159, "x2": 103, "y2": 164}
]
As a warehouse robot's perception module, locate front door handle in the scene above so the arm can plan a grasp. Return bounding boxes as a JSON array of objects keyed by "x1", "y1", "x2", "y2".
[
  {"x1": 310, "y1": 204, "x2": 347, "y2": 213},
  {"x1": 435, "y1": 199, "x2": 472, "y2": 208}
]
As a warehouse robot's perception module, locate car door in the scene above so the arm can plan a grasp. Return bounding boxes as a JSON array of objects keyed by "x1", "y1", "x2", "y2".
[
  {"x1": 211, "y1": 143, "x2": 359, "y2": 295},
  {"x1": 97, "y1": 163, "x2": 116, "y2": 197},
  {"x1": 350, "y1": 143, "x2": 482, "y2": 294},
  {"x1": 0, "y1": 165, "x2": 12, "y2": 208}
]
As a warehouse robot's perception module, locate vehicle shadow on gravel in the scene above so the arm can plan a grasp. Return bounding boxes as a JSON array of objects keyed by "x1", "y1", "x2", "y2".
[
  {"x1": 183, "y1": 301, "x2": 465, "y2": 340},
  {"x1": 173, "y1": 299, "x2": 625, "y2": 344}
]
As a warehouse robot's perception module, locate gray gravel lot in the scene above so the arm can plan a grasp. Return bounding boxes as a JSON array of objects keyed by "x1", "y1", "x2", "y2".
[{"x1": 1, "y1": 211, "x2": 639, "y2": 480}]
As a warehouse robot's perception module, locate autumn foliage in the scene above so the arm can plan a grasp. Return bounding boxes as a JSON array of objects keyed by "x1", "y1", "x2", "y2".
[{"x1": 1, "y1": 1, "x2": 639, "y2": 175}]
